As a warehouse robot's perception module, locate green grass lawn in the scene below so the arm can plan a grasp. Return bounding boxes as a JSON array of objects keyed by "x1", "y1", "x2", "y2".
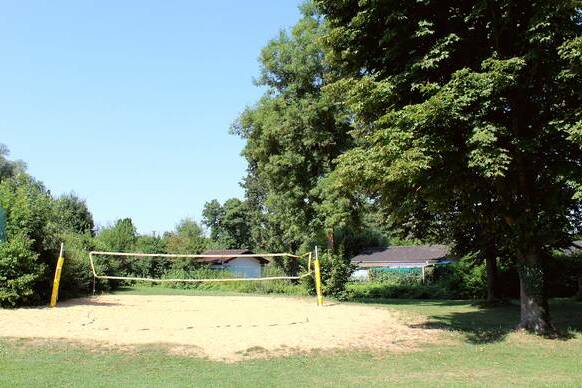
[{"x1": 1, "y1": 290, "x2": 581, "y2": 387}]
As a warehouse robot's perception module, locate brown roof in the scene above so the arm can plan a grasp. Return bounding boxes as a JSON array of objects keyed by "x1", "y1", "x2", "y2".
[
  {"x1": 351, "y1": 245, "x2": 449, "y2": 268},
  {"x1": 199, "y1": 249, "x2": 270, "y2": 264}
]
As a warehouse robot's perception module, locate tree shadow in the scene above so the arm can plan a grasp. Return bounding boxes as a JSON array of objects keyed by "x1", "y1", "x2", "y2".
[
  {"x1": 407, "y1": 299, "x2": 582, "y2": 344},
  {"x1": 55, "y1": 298, "x2": 123, "y2": 308},
  {"x1": 351, "y1": 298, "x2": 473, "y2": 307},
  {"x1": 408, "y1": 304, "x2": 518, "y2": 344},
  {"x1": 351, "y1": 297, "x2": 582, "y2": 344}
]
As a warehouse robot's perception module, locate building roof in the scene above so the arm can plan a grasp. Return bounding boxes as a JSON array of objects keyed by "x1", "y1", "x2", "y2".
[
  {"x1": 351, "y1": 245, "x2": 449, "y2": 268},
  {"x1": 199, "y1": 249, "x2": 270, "y2": 264}
]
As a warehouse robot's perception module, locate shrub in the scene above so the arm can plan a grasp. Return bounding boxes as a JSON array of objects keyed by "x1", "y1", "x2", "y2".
[
  {"x1": 546, "y1": 252, "x2": 582, "y2": 298},
  {"x1": 304, "y1": 251, "x2": 355, "y2": 300},
  {"x1": 433, "y1": 254, "x2": 487, "y2": 299},
  {"x1": 58, "y1": 231, "x2": 118, "y2": 298},
  {"x1": 346, "y1": 281, "x2": 445, "y2": 299},
  {"x1": 0, "y1": 234, "x2": 46, "y2": 307},
  {"x1": 368, "y1": 268, "x2": 422, "y2": 285},
  {"x1": 161, "y1": 264, "x2": 307, "y2": 295}
]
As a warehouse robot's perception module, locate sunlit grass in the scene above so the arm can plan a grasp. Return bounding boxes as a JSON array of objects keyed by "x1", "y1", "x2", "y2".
[{"x1": 1, "y1": 293, "x2": 581, "y2": 387}]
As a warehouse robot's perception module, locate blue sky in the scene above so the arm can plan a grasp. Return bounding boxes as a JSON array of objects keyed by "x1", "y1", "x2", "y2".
[{"x1": 0, "y1": 1, "x2": 301, "y2": 234}]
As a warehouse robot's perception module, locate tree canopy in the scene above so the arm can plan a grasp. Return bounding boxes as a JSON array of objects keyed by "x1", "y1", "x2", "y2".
[
  {"x1": 202, "y1": 199, "x2": 252, "y2": 249},
  {"x1": 231, "y1": 6, "x2": 355, "y2": 252},
  {"x1": 315, "y1": 0, "x2": 582, "y2": 332}
]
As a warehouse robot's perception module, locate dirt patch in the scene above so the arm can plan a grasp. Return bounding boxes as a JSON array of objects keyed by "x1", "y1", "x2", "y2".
[{"x1": 0, "y1": 295, "x2": 441, "y2": 361}]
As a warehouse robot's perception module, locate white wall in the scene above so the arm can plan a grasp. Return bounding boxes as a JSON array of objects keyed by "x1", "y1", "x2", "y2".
[
  {"x1": 224, "y1": 257, "x2": 262, "y2": 278},
  {"x1": 351, "y1": 269, "x2": 369, "y2": 281}
]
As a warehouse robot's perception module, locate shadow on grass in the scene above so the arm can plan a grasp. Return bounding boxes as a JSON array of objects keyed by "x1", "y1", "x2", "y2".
[
  {"x1": 409, "y1": 303, "x2": 519, "y2": 344},
  {"x1": 353, "y1": 297, "x2": 582, "y2": 344}
]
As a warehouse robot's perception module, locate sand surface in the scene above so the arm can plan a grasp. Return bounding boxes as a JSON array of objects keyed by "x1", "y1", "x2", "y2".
[{"x1": 0, "y1": 294, "x2": 438, "y2": 361}]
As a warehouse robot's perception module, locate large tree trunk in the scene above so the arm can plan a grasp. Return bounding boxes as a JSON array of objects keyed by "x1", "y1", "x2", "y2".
[
  {"x1": 485, "y1": 247, "x2": 499, "y2": 303},
  {"x1": 576, "y1": 276, "x2": 582, "y2": 301},
  {"x1": 516, "y1": 249, "x2": 553, "y2": 334}
]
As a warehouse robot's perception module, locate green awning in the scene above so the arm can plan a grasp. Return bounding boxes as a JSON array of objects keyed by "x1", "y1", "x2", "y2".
[{"x1": 0, "y1": 206, "x2": 6, "y2": 242}]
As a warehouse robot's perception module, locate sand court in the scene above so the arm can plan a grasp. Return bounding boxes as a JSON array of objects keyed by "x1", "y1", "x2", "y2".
[{"x1": 0, "y1": 294, "x2": 440, "y2": 361}]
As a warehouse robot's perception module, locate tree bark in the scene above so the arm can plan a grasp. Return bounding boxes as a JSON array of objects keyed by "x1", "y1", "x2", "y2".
[
  {"x1": 485, "y1": 247, "x2": 499, "y2": 303},
  {"x1": 516, "y1": 249, "x2": 553, "y2": 334},
  {"x1": 576, "y1": 276, "x2": 582, "y2": 301},
  {"x1": 326, "y1": 230, "x2": 335, "y2": 252}
]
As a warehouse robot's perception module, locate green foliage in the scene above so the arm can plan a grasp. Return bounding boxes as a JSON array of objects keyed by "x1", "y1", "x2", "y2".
[
  {"x1": 0, "y1": 172, "x2": 59, "y2": 303},
  {"x1": 202, "y1": 199, "x2": 252, "y2": 249},
  {"x1": 132, "y1": 234, "x2": 170, "y2": 278},
  {"x1": 96, "y1": 218, "x2": 137, "y2": 253},
  {"x1": 52, "y1": 193, "x2": 94, "y2": 235},
  {"x1": 546, "y1": 251, "x2": 582, "y2": 299},
  {"x1": 368, "y1": 268, "x2": 422, "y2": 285},
  {"x1": 0, "y1": 234, "x2": 44, "y2": 307},
  {"x1": 332, "y1": 227, "x2": 388, "y2": 258},
  {"x1": 347, "y1": 255, "x2": 490, "y2": 300},
  {"x1": 162, "y1": 264, "x2": 307, "y2": 295},
  {"x1": 164, "y1": 218, "x2": 207, "y2": 254},
  {"x1": 433, "y1": 257, "x2": 488, "y2": 300},
  {"x1": 94, "y1": 218, "x2": 138, "y2": 278},
  {"x1": 348, "y1": 267, "x2": 444, "y2": 300},
  {"x1": 346, "y1": 281, "x2": 444, "y2": 300},
  {"x1": 0, "y1": 173, "x2": 57, "y2": 256},
  {"x1": 315, "y1": 0, "x2": 582, "y2": 328},
  {"x1": 0, "y1": 143, "x2": 26, "y2": 182},
  {"x1": 58, "y1": 231, "x2": 109, "y2": 297},
  {"x1": 232, "y1": 7, "x2": 355, "y2": 252},
  {"x1": 304, "y1": 251, "x2": 355, "y2": 299}
]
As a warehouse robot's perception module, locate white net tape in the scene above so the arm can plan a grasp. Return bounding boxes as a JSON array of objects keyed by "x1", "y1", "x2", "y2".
[{"x1": 89, "y1": 251, "x2": 313, "y2": 283}]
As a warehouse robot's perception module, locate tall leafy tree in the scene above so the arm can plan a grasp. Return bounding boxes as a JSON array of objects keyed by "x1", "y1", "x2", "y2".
[
  {"x1": 202, "y1": 199, "x2": 252, "y2": 249},
  {"x1": 53, "y1": 193, "x2": 95, "y2": 235},
  {"x1": 317, "y1": 0, "x2": 582, "y2": 332},
  {"x1": 95, "y1": 218, "x2": 138, "y2": 276},
  {"x1": 232, "y1": 4, "x2": 353, "y2": 252},
  {"x1": 0, "y1": 144, "x2": 26, "y2": 182},
  {"x1": 133, "y1": 233, "x2": 169, "y2": 278},
  {"x1": 96, "y1": 218, "x2": 137, "y2": 253},
  {"x1": 164, "y1": 218, "x2": 208, "y2": 254},
  {"x1": 0, "y1": 173, "x2": 53, "y2": 305}
]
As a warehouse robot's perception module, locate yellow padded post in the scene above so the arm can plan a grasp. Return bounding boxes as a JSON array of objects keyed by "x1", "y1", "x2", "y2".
[
  {"x1": 49, "y1": 243, "x2": 65, "y2": 308},
  {"x1": 314, "y1": 246, "x2": 324, "y2": 306}
]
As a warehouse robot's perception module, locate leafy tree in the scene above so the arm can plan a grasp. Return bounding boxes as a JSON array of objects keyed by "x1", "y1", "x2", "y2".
[
  {"x1": 133, "y1": 234, "x2": 169, "y2": 278},
  {"x1": 59, "y1": 231, "x2": 103, "y2": 297},
  {"x1": 232, "y1": 4, "x2": 354, "y2": 252},
  {"x1": 163, "y1": 218, "x2": 207, "y2": 254},
  {"x1": 316, "y1": 0, "x2": 582, "y2": 332},
  {"x1": 0, "y1": 144, "x2": 26, "y2": 182},
  {"x1": 96, "y1": 218, "x2": 137, "y2": 276},
  {"x1": 96, "y1": 218, "x2": 137, "y2": 252},
  {"x1": 0, "y1": 145, "x2": 102, "y2": 304},
  {"x1": 163, "y1": 218, "x2": 208, "y2": 272},
  {"x1": 53, "y1": 193, "x2": 95, "y2": 235},
  {"x1": 202, "y1": 199, "x2": 252, "y2": 249},
  {"x1": 0, "y1": 234, "x2": 44, "y2": 307},
  {"x1": 0, "y1": 172, "x2": 62, "y2": 303},
  {"x1": 201, "y1": 200, "x2": 224, "y2": 242}
]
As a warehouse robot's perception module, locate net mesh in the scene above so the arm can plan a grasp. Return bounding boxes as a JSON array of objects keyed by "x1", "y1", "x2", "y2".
[{"x1": 89, "y1": 251, "x2": 313, "y2": 284}]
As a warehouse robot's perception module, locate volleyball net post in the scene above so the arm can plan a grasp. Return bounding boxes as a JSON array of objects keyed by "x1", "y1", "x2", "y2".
[
  {"x1": 47, "y1": 248, "x2": 325, "y2": 307},
  {"x1": 49, "y1": 243, "x2": 65, "y2": 308},
  {"x1": 313, "y1": 246, "x2": 324, "y2": 306}
]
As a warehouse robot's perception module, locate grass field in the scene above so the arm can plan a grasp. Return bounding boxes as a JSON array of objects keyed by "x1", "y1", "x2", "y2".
[{"x1": 1, "y1": 289, "x2": 581, "y2": 387}]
